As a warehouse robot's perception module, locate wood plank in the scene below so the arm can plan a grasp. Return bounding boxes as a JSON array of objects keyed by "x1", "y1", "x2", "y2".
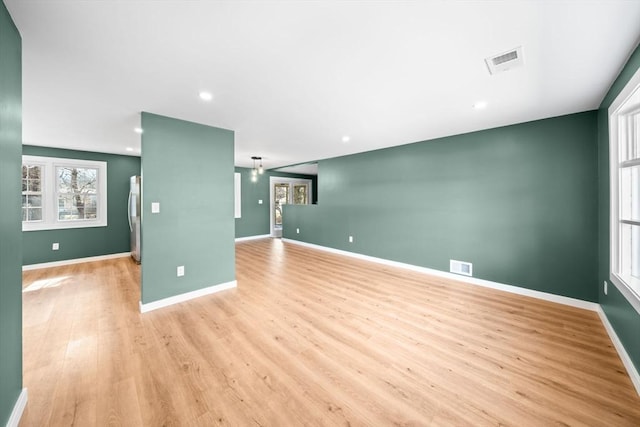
[{"x1": 20, "y1": 238, "x2": 640, "y2": 426}]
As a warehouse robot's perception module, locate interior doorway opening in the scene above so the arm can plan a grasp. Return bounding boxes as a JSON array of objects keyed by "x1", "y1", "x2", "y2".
[{"x1": 269, "y1": 177, "x2": 312, "y2": 237}]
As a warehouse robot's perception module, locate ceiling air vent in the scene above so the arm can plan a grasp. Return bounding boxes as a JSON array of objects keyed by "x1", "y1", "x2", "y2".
[{"x1": 485, "y1": 46, "x2": 524, "y2": 75}]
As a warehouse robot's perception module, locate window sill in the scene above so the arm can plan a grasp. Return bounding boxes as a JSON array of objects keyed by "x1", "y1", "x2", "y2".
[
  {"x1": 610, "y1": 273, "x2": 640, "y2": 315},
  {"x1": 22, "y1": 220, "x2": 107, "y2": 232}
]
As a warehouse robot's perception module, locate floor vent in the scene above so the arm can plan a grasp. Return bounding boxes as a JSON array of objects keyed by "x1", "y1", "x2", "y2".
[
  {"x1": 450, "y1": 259, "x2": 473, "y2": 276},
  {"x1": 485, "y1": 46, "x2": 524, "y2": 75}
]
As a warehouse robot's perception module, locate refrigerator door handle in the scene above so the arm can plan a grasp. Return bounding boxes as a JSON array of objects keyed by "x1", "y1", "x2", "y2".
[{"x1": 127, "y1": 191, "x2": 133, "y2": 232}]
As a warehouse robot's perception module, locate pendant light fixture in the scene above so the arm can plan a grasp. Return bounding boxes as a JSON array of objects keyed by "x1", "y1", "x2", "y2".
[{"x1": 251, "y1": 156, "x2": 263, "y2": 182}]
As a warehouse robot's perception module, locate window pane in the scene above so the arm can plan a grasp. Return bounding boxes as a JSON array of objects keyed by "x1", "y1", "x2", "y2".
[
  {"x1": 22, "y1": 191, "x2": 43, "y2": 223},
  {"x1": 22, "y1": 165, "x2": 42, "y2": 195},
  {"x1": 620, "y1": 165, "x2": 640, "y2": 221},
  {"x1": 58, "y1": 194, "x2": 97, "y2": 220},
  {"x1": 620, "y1": 223, "x2": 640, "y2": 280},
  {"x1": 57, "y1": 167, "x2": 97, "y2": 194},
  {"x1": 28, "y1": 165, "x2": 41, "y2": 179},
  {"x1": 293, "y1": 184, "x2": 308, "y2": 204},
  {"x1": 27, "y1": 208, "x2": 42, "y2": 221},
  {"x1": 22, "y1": 165, "x2": 41, "y2": 180},
  {"x1": 83, "y1": 194, "x2": 97, "y2": 219},
  {"x1": 26, "y1": 195, "x2": 42, "y2": 207},
  {"x1": 274, "y1": 184, "x2": 289, "y2": 226},
  {"x1": 29, "y1": 179, "x2": 41, "y2": 192},
  {"x1": 57, "y1": 167, "x2": 98, "y2": 221}
]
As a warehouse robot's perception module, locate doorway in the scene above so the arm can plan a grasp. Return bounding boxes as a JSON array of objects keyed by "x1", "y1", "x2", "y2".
[{"x1": 269, "y1": 177, "x2": 312, "y2": 237}]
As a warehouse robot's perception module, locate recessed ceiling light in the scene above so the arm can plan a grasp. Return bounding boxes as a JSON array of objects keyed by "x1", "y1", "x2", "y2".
[
  {"x1": 199, "y1": 91, "x2": 213, "y2": 101},
  {"x1": 473, "y1": 101, "x2": 488, "y2": 110},
  {"x1": 126, "y1": 147, "x2": 134, "y2": 152},
  {"x1": 342, "y1": 135, "x2": 351, "y2": 143},
  {"x1": 134, "y1": 127, "x2": 143, "y2": 134}
]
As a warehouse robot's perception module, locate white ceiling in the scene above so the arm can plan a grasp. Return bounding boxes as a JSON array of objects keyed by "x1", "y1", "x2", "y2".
[{"x1": 5, "y1": 1, "x2": 640, "y2": 169}]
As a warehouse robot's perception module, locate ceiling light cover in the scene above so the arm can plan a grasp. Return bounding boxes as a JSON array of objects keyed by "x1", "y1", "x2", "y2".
[{"x1": 199, "y1": 91, "x2": 213, "y2": 101}]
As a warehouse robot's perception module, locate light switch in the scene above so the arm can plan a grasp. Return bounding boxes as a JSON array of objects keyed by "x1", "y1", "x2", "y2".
[
  {"x1": 258, "y1": 199, "x2": 263, "y2": 204},
  {"x1": 151, "y1": 202, "x2": 160, "y2": 213}
]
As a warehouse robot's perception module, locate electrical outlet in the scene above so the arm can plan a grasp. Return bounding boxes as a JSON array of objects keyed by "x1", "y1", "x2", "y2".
[
  {"x1": 52, "y1": 243, "x2": 59, "y2": 251},
  {"x1": 604, "y1": 280, "x2": 608, "y2": 295},
  {"x1": 349, "y1": 236, "x2": 353, "y2": 243},
  {"x1": 296, "y1": 228, "x2": 300, "y2": 234},
  {"x1": 177, "y1": 266, "x2": 185, "y2": 277},
  {"x1": 258, "y1": 199, "x2": 263, "y2": 204}
]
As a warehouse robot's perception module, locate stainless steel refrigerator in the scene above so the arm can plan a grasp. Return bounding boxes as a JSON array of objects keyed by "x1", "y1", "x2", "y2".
[{"x1": 129, "y1": 175, "x2": 141, "y2": 263}]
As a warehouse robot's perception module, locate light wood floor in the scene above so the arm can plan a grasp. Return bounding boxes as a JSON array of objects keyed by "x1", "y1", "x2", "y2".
[{"x1": 20, "y1": 238, "x2": 640, "y2": 426}]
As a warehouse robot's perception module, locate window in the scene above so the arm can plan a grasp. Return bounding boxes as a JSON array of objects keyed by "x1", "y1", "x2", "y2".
[
  {"x1": 293, "y1": 184, "x2": 308, "y2": 205},
  {"x1": 22, "y1": 155, "x2": 107, "y2": 231},
  {"x1": 22, "y1": 164, "x2": 43, "y2": 221},
  {"x1": 57, "y1": 166, "x2": 98, "y2": 220},
  {"x1": 610, "y1": 66, "x2": 640, "y2": 312}
]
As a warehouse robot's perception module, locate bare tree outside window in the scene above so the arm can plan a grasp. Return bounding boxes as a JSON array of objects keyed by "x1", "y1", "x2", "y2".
[{"x1": 57, "y1": 167, "x2": 98, "y2": 220}]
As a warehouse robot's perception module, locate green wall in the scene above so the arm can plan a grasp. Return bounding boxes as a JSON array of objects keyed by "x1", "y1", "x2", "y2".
[
  {"x1": 0, "y1": 1, "x2": 22, "y2": 424},
  {"x1": 234, "y1": 167, "x2": 317, "y2": 238},
  {"x1": 21, "y1": 146, "x2": 141, "y2": 265},
  {"x1": 141, "y1": 112, "x2": 235, "y2": 304},
  {"x1": 597, "y1": 42, "x2": 640, "y2": 371},
  {"x1": 284, "y1": 111, "x2": 598, "y2": 302}
]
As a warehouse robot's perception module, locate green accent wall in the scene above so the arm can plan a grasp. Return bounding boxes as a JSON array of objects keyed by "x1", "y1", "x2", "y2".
[
  {"x1": 0, "y1": 2, "x2": 22, "y2": 424},
  {"x1": 284, "y1": 111, "x2": 598, "y2": 302},
  {"x1": 21, "y1": 146, "x2": 141, "y2": 265},
  {"x1": 141, "y1": 112, "x2": 235, "y2": 304},
  {"x1": 597, "y1": 42, "x2": 640, "y2": 371},
  {"x1": 234, "y1": 167, "x2": 317, "y2": 238}
]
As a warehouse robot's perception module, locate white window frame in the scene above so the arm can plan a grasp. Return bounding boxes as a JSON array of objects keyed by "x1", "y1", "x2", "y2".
[
  {"x1": 609, "y1": 65, "x2": 640, "y2": 315},
  {"x1": 234, "y1": 172, "x2": 241, "y2": 218},
  {"x1": 22, "y1": 155, "x2": 108, "y2": 231}
]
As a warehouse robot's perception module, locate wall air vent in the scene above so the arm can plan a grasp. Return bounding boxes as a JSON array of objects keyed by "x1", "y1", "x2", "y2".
[
  {"x1": 450, "y1": 259, "x2": 473, "y2": 277},
  {"x1": 485, "y1": 46, "x2": 524, "y2": 75}
]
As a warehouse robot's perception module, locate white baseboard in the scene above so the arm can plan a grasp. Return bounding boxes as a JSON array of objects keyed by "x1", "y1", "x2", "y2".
[
  {"x1": 235, "y1": 234, "x2": 271, "y2": 242},
  {"x1": 597, "y1": 307, "x2": 640, "y2": 395},
  {"x1": 283, "y1": 239, "x2": 599, "y2": 312},
  {"x1": 7, "y1": 388, "x2": 28, "y2": 427},
  {"x1": 22, "y1": 252, "x2": 131, "y2": 271},
  {"x1": 139, "y1": 280, "x2": 237, "y2": 313}
]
